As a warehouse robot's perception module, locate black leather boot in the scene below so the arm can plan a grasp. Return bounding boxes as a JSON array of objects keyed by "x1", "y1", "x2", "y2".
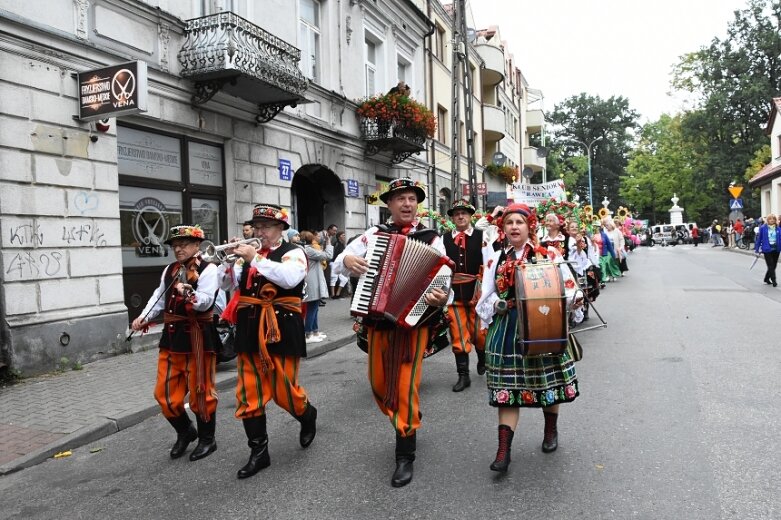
[
  {"x1": 391, "y1": 433, "x2": 416, "y2": 488},
  {"x1": 542, "y1": 411, "x2": 559, "y2": 453},
  {"x1": 452, "y1": 353, "x2": 471, "y2": 392},
  {"x1": 297, "y1": 403, "x2": 317, "y2": 448},
  {"x1": 237, "y1": 415, "x2": 270, "y2": 479},
  {"x1": 489, "y1": 424, "x2": 514, "y2": 472},
  {"x1": 189, "y1": 414, "x2": 217, "y2": 461},
  {"x1": 476, "y1": 349, "x2": 486, "y2": 375},
  {"x1": 167, "y1": 414, "x2": 197, "y2": 459}
]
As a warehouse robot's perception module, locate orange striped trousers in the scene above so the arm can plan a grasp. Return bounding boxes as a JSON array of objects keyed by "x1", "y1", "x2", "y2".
[
  {"x1": 234, "y1": 352, "x2": 309, "y2": 420},
  {"x1": 367, "y1": 326, "x2": 429, "y2": 438},
  {"x1": 154, "y1": 350, "x2": 218, "y2": 420},
  {"x1": 447, "y1": 301, "x2": 485, "y2": 354}
]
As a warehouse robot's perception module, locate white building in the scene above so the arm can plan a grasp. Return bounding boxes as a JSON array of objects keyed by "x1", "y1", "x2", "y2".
[
  {"x1": 749, "y1": 97, "x2": 781, "y2": 216},
  {"x1": 0, "y1": 0, "x2": 432, "y2": 374}
]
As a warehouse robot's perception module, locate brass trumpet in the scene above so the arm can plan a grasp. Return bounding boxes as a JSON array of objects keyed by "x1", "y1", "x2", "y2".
[{"x1": 199, "y1": 238, "x2": 261, "y2": 263}]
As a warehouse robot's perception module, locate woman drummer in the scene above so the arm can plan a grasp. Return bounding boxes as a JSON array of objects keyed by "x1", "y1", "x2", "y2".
[{"x1": 475, "y1": 203, "x2": 581, "y2": 473}]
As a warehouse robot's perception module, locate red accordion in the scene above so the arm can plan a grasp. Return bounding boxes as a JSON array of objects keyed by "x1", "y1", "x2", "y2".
[{"x1": 350, "y1": 232, "x2": 454, "y2": 328}]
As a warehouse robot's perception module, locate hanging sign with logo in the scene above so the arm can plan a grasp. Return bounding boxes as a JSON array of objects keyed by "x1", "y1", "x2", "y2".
[{"x1": 77, "y1": 60, "x2": 148, "y2": 121}]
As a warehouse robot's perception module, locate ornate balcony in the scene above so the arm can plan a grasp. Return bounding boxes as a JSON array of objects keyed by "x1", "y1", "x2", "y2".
[
  {"x1": 178, "y1": 12, "x2": 309, "y2": 123},
  {"x1": 360, "y1": 118, "x2": 426, "y2": 164}
]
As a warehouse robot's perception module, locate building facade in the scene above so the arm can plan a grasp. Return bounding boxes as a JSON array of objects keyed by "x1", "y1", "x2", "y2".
[{"x1": 0, "y1": 0, "x2": 433, "y2": 374}]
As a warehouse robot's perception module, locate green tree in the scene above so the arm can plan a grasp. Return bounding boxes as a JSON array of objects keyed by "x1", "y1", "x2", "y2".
[
  {"x1": 547, "y1": 93, "x2": 640, "y2": 207},
  {"x1": 621, "y1": 115, "x2": 709, "y2": 224},
  {"x1": 671, "y1": 0, "x2": 781, "y2": 218}
]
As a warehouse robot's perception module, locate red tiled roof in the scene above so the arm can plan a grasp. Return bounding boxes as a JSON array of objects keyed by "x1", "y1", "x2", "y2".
[{"x1": 749, "y1": 161, "x2": 781, "y2": 187}]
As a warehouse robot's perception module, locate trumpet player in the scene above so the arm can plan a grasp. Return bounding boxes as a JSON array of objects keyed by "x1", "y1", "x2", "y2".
[
  {"x1": 131, "y1": 224, "x2": 220, "y2": 462},
  {"x1": 220, "y1": 203, "x2": 317, "y2": 479}
]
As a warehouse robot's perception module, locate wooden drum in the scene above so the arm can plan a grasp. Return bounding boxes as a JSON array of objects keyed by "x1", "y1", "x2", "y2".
[{"x1": 514, "y1": 262, "x2": 568, "y2": 356}]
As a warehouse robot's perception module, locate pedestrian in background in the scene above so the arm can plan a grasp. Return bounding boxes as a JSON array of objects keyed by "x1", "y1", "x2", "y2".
[
  {"x1": 318, "y1": 224, "x2": 338, "y2": 298},
  {"x1": 286, "y1": 228, "x2": 301, "y2": 245},
  {"x1": 131, "y1": 225, "x2": 220, "y2": 462},
  {"x1": 330, "y1": 231, "x2": 349, "y2": 298},
  {"x1": 754, "y1": 214, "x2": 780, "y2": 287},
  {"x1": 475, "y1": 204, "x2": 580, "y2": 473},
  {"x1": 301, "y1": 230, "x2": 332, "y2": 343},
  {"x1": 690, "y1": 224, "x2": 699, "y2": 247},
  {"x1": 734, "y1": 219, "x2": 744, "y2": 248},
  {"x1": 242, "y1": 220, "x2": 254, "y2": 240},
  {"x1": 222, "y1": 203, "x2": 317, "y2": 479}
]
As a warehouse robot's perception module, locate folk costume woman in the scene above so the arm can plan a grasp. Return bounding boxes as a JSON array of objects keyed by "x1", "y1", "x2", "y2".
[{"x1": 476, "y1": 204, "x2": 580, "y2": 473}]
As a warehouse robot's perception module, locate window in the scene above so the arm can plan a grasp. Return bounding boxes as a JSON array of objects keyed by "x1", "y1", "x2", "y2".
[
  {"x1": 299, "y1": 0, "x2": 321, "y2": 82},
  {"x1": 397, "y1": 53, "x2": 412, "y2": 92},
  {"x1": 365, "y1": 37, "x2": 378, "y2": 96},
  {"x1": 437, "y1": 106, "x2": 447, "y2": 143},
  {"x1": 397, "y1": 60, "x2": 407, "y2": 84},
  {"x1": 434, "y1": 24, "x2": 445, "y2": 61},
  {"x1": 117, "y1": 125, "x2": 226, "y2": 321}
]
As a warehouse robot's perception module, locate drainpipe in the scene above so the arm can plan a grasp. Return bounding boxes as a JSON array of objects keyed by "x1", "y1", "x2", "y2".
[{"x1": 425, "y1": 0, "x2": 436, "y2": 223}]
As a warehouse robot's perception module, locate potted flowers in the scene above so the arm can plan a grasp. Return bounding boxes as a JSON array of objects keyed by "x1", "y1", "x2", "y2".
[
  {"x1": 356, "y1": 91, "x2": 436, "y2": 140},
  {"x1": 484, "y1": 164, "x2": 519, "y2": 184}
]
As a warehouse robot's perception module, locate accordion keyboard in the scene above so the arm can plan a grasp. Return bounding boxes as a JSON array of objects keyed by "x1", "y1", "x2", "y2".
[
  {"x1": 403, "y1": 264, "x2": 453, "y2": 327},
  {"x1": 349, "y1": 233, "x2": 390, "y2": 316}
]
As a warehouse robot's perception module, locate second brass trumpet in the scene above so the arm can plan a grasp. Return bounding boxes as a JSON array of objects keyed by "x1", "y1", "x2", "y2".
[{"x1": 199, "y1": 238, "x2": 261, "y2": 263}]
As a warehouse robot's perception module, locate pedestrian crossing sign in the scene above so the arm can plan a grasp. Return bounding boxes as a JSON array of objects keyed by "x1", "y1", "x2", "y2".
[{"x1": 730, "y1": 198, "x2": 743, "y2": 210}]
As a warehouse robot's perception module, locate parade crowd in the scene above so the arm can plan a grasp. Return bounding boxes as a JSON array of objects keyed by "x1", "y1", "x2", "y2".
[{"x1": 130, "y1": 178, "x2": 637, "y2": 488}]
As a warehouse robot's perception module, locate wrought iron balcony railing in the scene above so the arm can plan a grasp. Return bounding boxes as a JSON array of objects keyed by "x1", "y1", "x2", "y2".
[
  {"x1": 178, "y1": 12, "x2": 309, "y2": 122},
  {"x1": 359, "y1": 118, "x2": 426, "y2": 164}
]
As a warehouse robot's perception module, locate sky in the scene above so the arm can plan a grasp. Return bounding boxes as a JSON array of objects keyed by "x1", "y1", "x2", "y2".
[{"x1": 470, "y1": 0, "x2": 748, "y2": 123}]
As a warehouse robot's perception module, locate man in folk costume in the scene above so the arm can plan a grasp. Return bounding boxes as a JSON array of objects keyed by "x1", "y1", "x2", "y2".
[
  {"x1": 443, "y1": 199, "x2": 487, "y2": 392},
  {"x1": 221, "y1": 203, "x2": 317, "y2": 479},
  {"x1": 131, "y1": 225, "x2": 220, "y2": 461},
  {"x1": 334, "y1": 178, "x2": 449, "y2": 488}
]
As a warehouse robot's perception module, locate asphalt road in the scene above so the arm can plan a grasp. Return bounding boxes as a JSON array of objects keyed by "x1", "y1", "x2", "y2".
[{"x1": 1, "y1": 245, "x2": 778, "y2": 520}]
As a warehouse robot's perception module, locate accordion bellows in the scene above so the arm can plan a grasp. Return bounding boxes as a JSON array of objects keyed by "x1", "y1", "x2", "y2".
[{"x1": 351, "y1": 232, "x2": 454, "y2": 328}]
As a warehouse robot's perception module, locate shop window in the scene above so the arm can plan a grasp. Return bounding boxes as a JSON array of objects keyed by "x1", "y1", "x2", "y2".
[{"x1": 118, "y1": 125, "x2": 226, "y2": 320}]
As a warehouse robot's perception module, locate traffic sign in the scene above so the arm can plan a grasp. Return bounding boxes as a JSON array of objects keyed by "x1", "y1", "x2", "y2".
[
  {"x1": 728, "y1": 186, "x2": 743, "y2": 199},
  {"x1": 729, "y1": 198, "x2": 743, "y2": 210}
]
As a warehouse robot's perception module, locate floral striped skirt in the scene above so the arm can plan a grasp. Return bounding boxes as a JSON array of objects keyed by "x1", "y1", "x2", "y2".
[{"x1": 485, "y1": 307, "x2": 579, "y2": 408}]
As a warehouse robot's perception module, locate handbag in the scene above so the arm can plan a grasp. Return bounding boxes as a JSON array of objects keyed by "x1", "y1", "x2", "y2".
[{"x1": 566, "y1": 332, "x2": 583, "y2": 362}]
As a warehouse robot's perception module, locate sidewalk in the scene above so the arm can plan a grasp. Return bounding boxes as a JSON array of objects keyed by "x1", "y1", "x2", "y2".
[{"x1": 0, "y1": 297, "x2": 356, "y2": 476}]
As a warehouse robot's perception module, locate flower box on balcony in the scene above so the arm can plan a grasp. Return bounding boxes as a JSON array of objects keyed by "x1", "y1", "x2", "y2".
[{"x1": 356, "y1": 93, "x2": 435, "y2": 163}]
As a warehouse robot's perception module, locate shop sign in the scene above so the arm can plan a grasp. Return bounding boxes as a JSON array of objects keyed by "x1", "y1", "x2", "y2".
[{"x1": 78, "y1": 61, "x2": 148, "y2": 121}]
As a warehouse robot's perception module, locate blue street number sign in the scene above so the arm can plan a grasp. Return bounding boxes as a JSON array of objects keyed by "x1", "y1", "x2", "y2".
[
  {"x1": 346, "y1": 179, "x2": 359, "y2": 197},
  {"x1": 729, "y1": 198, "x2": 743, "y2": 210},
  {"x1": 278, "y1": 159, "x2": 292, "y2": 181}
]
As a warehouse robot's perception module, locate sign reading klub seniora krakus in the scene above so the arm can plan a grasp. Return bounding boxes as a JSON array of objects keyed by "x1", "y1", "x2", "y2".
[{"x1": 77, "y1": 60, "x2": 148, "y2": 121}]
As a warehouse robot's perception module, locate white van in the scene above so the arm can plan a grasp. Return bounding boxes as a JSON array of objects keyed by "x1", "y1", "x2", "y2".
[{"x1": 651, "y1": 225, "x2": 677, "y2": 246}]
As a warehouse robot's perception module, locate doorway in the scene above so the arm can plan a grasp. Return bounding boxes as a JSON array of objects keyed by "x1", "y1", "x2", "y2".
[{"x1": 292, "y1": 165, "x2": 345, "y2": 232}]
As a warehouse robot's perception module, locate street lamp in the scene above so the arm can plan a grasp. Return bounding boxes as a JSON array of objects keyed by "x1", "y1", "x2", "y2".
[{"x1": 569, "y1": 136, "x2": 604, "y2": 207}]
